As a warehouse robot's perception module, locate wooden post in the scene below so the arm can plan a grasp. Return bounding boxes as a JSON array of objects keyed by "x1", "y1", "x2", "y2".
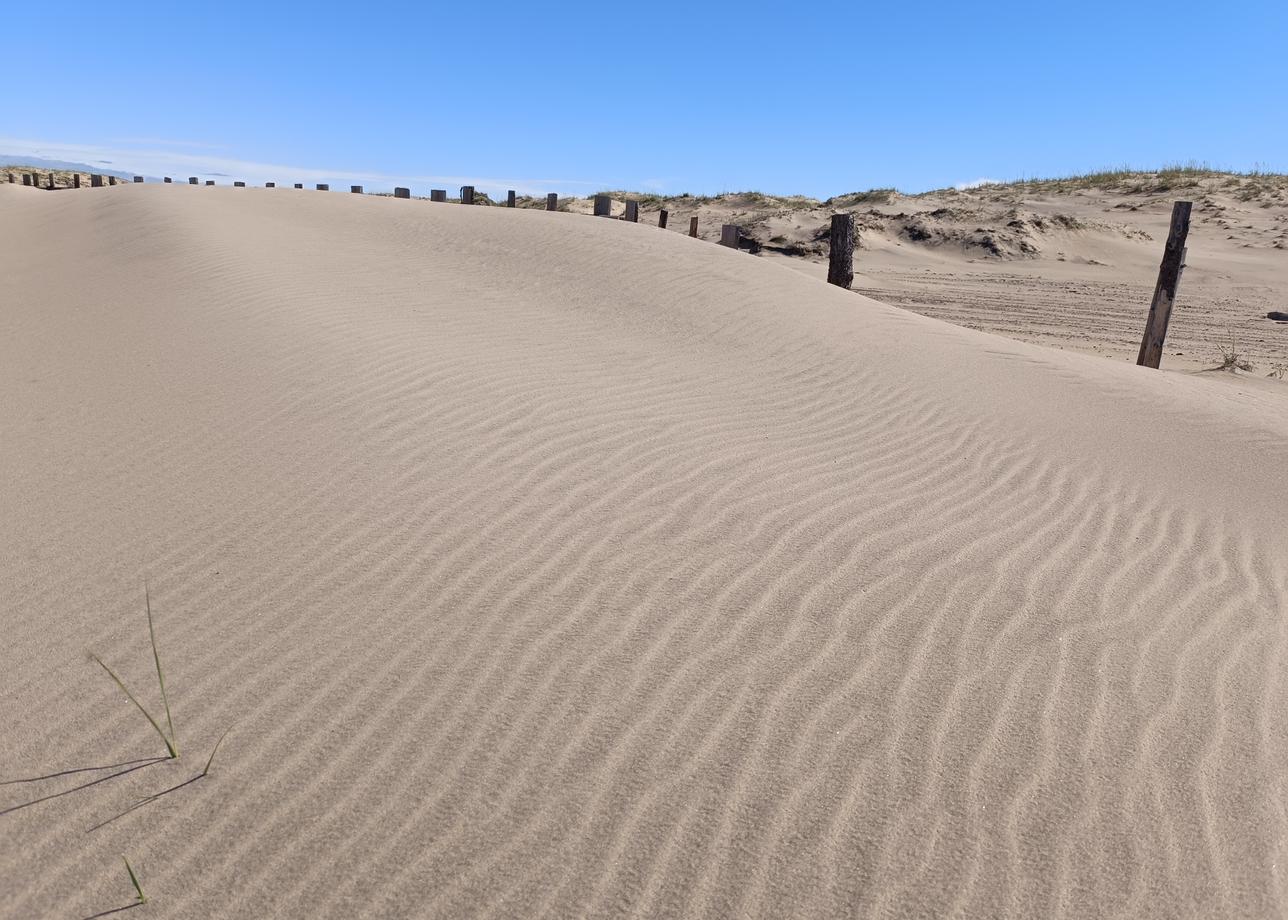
[
  {"x1": 133, "y1": 176, "x2": 143, "y2": 183},
  {"x1": 74, "y1": 174, "x2": 82, "y2": 188},
  {"x1": 6, "y1": 172, "x2": 13, "y2": 183},
  {"x1": 1136, "y1": 201, "x2": 1192, "y2": 369},
  {"x1": 47, "y1": 174, "x2": 56, "y2": 190},
  {"x1": 108, "y1": 176, "x2": 117, "y2": 186},
  {"x1": 394, "y1": 187, "x2": 410, "y2": 199},
  {"x1": 163, "y1": 177, "x2": 172, "y2": 183},
  {"x1": 720, "y1": 224, "x2": 740, "y2": 248},
  {"x1": 266, "y1": 182, "x2": 276, "y2": 188},
  {"x1": 658, "y1": 209, "x2": 668, "y2": 229},
  {"x1": 294, "y1": 183, "x2": 303, "y2": 189},
  {"x1": 234, "y1": 181, "x2": 246, "y2": 187},
  {"x1": 507, "y1": 189, "x2": 516, "y2": 208},
  {"x1": 625, "y1": 201, "x2": 639, "y2": 223},
  {"x1": 316, "y1": 183, "x2": 329, "y2": 190},
  {"x1": 91, "y1": 174, "x2": 104, "y2": 188},
  {"x1": 546, "y1": 193, "x2": 558, "y2": 211},
  {"x1": 21, "y1": 173, "x2": 30, "y2": 186},
  {"x1": 351, "y1": 185, "x2": 363, "y2": 194},
  {"x1": 689, "y1": 216, "x2": 699, "y2": 237},
  {"x1": 189, "y1": 177, "x2": 198, "y2": 185},
  {"x1": 593, "y1": 194, "x2": 611, "y2": 217},
  {"x1": 430, "y1": 189, "x2": 447, "y2": 202},
  {"x1": 460, "y1": 185, "x2": 475, "y2": 204},
  {"x1": 827, "y1": 213, "x2": 855, "y2": 289},
  {"x1": 206, "y1": 180, "x2": 215, "y2": 186}
]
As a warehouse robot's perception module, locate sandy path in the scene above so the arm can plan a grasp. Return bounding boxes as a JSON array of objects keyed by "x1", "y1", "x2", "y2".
[{"x1": 2, "y1": 184, "x2": 1287, "y2": 919}]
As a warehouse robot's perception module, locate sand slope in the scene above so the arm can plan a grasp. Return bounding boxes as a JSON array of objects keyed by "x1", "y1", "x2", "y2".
[{"x1": 2, "y1": 184, "x2": 1287, "y2": 919}]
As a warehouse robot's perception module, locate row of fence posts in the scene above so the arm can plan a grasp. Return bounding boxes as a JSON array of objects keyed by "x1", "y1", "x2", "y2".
[{"x1": 7, "y1": 168, "x2": 1191, "y2": 366}]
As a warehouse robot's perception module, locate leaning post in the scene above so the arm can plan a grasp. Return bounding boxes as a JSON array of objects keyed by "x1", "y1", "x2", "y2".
[
  {"x1": 1136, "y1": 201, "x2": 1193, "y2": 369},
  {"x1": 827, "y1": 213, "x2": 855, "y2": 288}
]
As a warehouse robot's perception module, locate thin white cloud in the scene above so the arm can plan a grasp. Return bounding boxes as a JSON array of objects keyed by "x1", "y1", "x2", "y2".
[{"x1": 0, "y1": 136, "x2": 605, "y2": 196}]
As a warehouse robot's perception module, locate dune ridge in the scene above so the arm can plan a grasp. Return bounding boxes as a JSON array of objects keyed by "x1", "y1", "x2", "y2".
[{"x1": 2, "y1": 184, "x2": 1287, "y2": 918}]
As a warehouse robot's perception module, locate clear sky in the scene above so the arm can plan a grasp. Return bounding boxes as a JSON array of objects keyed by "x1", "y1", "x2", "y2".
[{"x1": 3, "y1": 0, "x2": 1284, "y2": 197}]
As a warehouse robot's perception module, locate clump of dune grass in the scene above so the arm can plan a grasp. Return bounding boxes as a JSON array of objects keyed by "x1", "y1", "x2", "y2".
[
  {"x1": 1216, "y1": 333, "x2": 1255, "y2": 372},
  {"x1": 123, "y1": 855, "x2": 147, "y2": 903},
  {"x1": 89, "y1": 585, "x2": 179, "y2": 759}
]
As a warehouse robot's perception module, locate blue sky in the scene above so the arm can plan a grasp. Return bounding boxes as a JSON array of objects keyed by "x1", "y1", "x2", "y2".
[{"x1": 3, "y1": 0, "x2": 1285, "y2": 197}]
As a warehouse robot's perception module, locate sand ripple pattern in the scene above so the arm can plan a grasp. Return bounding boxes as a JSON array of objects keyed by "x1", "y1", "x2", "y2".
[{"x1": 2, "y1": 185, "x2": 1287, "y2": 919}]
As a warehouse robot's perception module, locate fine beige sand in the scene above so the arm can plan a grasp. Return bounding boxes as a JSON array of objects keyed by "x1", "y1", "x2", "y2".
[{"x1": 2, "y1": 182, "x2": 1288, "y2": 919}]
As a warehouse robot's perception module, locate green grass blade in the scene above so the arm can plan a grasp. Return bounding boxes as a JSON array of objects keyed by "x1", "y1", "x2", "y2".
[
  {"x1": 201, "y1": 726, "x2": 232, "y2": 777},
  {"x1": 90, "y1": 653, "x2": 178, "y2": 759},
  {"x1": 123, "y1": 855, "x2": 147, "y2": 903},
  {"x1": 145, "y1": 583, "x2": 178, "y2": 758}
]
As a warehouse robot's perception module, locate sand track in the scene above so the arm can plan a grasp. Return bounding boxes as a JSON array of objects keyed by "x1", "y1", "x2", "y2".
[{"x1": 2, "y1": 184, "x2": 1287, "y2": 918}]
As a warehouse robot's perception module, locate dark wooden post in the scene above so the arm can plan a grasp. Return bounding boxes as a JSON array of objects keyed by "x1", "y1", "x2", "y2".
[
  {"x1": 430, "y1": 189, "x2": 447, "y2": 202},
  {"x1": 507, "y1": 189, "x2": 516, "y2": 208},
  {"x1": 133, "y1": 176, "x2": 143, "y2": 183},
  {"x1": 206, "y1": 180, "x2": 215, "y2": 186},
  {"x1": 593, "y1": 194, "x2": 611, "y2": 217},
  {"x1": 294, "y1": 183, "x2": 303, "y2": 189},
  {"x1": 21, "y1": 173, "x2": 30, "y2": 186},
  {"x1": 316, "y1": 183, "x2": 329, "y2": 190},
  {"x1": 6, "y1": 172, "x2": 13, "y2": 183},
  {"x1": 108, "y1": 176, "x2": 117, "y2": 186},
  {"x1": 546, "y1": 193, "x2": 558, "y2": 211},
  {"x1": 189, "y1": 177, "x2": 198, "y2": 185},
  {"x1": 47, "y1": 174, "x2": 56, "y2": 189},
  {"x1": 394, "y1": 187, "x2": 410, "y2": 199},
  {"x1": 720, "y1": 224, "x2": 740, "y2": 248},
  {"x1": 658, "y1": 209, "x2": 668, "y2": 229},
  {"x1": 266, "y1": 182, "x2": 276, "y2": 188},
  {"x1": 689, "y1": 216, "x2": 699, "y2": 237},
  {"x1": 163, "y1": 177, "x2": 172, "y2": 183},
  {"x1": 624, "y1": 201, "x2": 639, "y2": 222},
  {"x1": 91, "y1": 174, "x2": 104, "y2": 188},
  {"x1": 460, "y1": 185, "x2": 475, "y2": 204},
  {"x1": 351, "y1": 185, "x2": 363, "y2": 194},
  {"x1": 827, "y1": 213, "x2": 855, "y2": 288},
  {"x1": 1136, "y1": 201, "x2": 1193, "y2": 369},
  {"x1": 29, "y1": 172, "x2": 38, "y2": 186},
  {"x1": 234, "y1": 181, "x2": 246, "y2": 187}
]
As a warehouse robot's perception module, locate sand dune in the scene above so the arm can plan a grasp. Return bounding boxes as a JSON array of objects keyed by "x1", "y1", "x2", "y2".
[{"x1": 2, "y1": 183, "x2": 1287, "y2": 919}]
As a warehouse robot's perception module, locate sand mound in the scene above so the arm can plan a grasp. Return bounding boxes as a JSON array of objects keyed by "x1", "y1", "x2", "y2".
[{"x1": 2, "y1": 184, "x2": 1287, "y2": 918}]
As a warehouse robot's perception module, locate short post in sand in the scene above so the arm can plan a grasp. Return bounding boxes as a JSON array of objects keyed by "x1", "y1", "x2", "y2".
[
  {"x1": 189, "y1": 177, "x2": 198, "y2": 185},
  {"x1": 266, "y1": 182, "x2": 276, "y2": 188},
  {"x1": 460, "y1": 186, "x2": 475, "y2": 205},
  {"x1": 507, "y1": 190, "x2": 516, "y2": 208},
  {"x1": 689, "y1": 216, "x2": 699, "y2": 238},
  {"x1": 294, "y1": 183, "x2": 303, "y2": 189},
  {"x1": 47, "y1": 174, "x2": 56, "y2": 190},
  {"x1": 720, "y1": 224, "x2": 741, "y2": 249},
  {"x1": 1136, "y1": 200, "x2": 1192, "y2": 370},
  {"x1": 234, "y1": 181, "x2": 246, "y2": 187},
  {"x1": 91, "y1": 174, "x2": 104, "y2": 188},
  {"x1": 316, "y1": 183, "x2": 329, "y2": 191},
  {"x1": 21, "y1": 173, "x2": 30, "y2": 186},
  {"x1": 6, "y1": 172, "x2": 13, "y2": 183},
  {"x1": 546, "y1": 193, "x2": 558, "y2": 211},
  {"x1": 827, "y1": 213, "x2": 855, "y2": 289},
  {"x1": 133, "y1": 176, "x2": 143, "y2": 183},
  {"x1": 206, "y1": 180, "x2": 215, "y2": 186},
  {"x1": 163, "y1": 177, "x2": 172, "y2": 183},
  {"x1": 430, "y1": 189, "x2": 447, "y2": 202},
  {"x1": 624, "y1": 201, "x2": 639, "y2": 223},
  {"x1": 593, "y1": 194, "x2": 612, "y2": 217},
  {"x1": 394, "y1": 187, "x2": 410, "y2": 199},
  {"x1": 658, "y1": 209, "x2": 668, "y2": 229},
  {"x1": 109, "y1": 176, "x2": 117, "y2": 186},
  {"x1": 351, "y1": 185, "x2": 363, "y2": 194}
]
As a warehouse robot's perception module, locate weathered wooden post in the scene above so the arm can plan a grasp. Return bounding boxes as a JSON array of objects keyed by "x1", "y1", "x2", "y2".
[
  {"x1": 206, "y1": 180, "x2": 215, "y2": 186},
  {"x1": 189, "y1": 177, "x2": 198, "y2": 185},
  {"x1": 1136, "y1": 200, "x2": 1193, "y2": 369},
  {"x1": 351, "y1": 185, "x2": 363, "y2": 194},
  {"x1": 28, "y1": 172, "x2": 37, "y2": 186},
  {"x1": 430, "y1": 189, "x2": 447, "y2": 202},
  {"x1": 294, "y1": 183, "x2": 303, "y2": 189},
  {"x1": 6, "y1": 172, "x2": 13, "y2": 183},
  {"x1": 827, "y1": 213, "x2": 855, "y2": 288},
  {"x1": 21, "y1": 173, "x2": 30, "y2": 186},
  {"x1": 234, "y1": 181, "x2": 246, "y2": 187},
  {"x1": 163, "y1": 177, "x2": 172, "y2": 183},
  {"x1": 689, "y1": 216, "x2": 699, "y2": 237},
  {"x1": 720, "y1": 224, "x2": 741, "y2": 248},
  {"x1": 593, "y1": 194, "x2": 612, "y2": 217},
  {"x1": 460, "y1": 185, "x2": 475, "y2": 204},
  {"x1": 546, "y1": 193, "x2": 558, "y2": 211},
  {"x1": 394, "y1": 187, "x2": 410, "y2": 199},
  {"x1": 91, "y1": 174, "x2": 104, "y2": 188},
  {"x1": 507, "y1": 189, "x2": 516, "y2": 208},
  {"x1": 266, "y1": 182, "x2": 276, "y2": 188},
  {"x1": 316, "y1": 183, "x2": 329, "y2": 190},
  {"x1": 658, "y1": 209, "x2": 668, "y2": 229},
  {"x1": 108, "y1": 176, "x2": 117, "y2": 186},
  {"x1": 74, "y1": 174, "x2": 82, "y2": 188},
  {"x1": 47, "y1": 174, "x2": 56, "y2": 189},
  {"x1": 624, "y1": 201, "x2": 639, "y2": 222},
  {"x1": 133, "y1": 176, "x2": 143, "y2": 183}
]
